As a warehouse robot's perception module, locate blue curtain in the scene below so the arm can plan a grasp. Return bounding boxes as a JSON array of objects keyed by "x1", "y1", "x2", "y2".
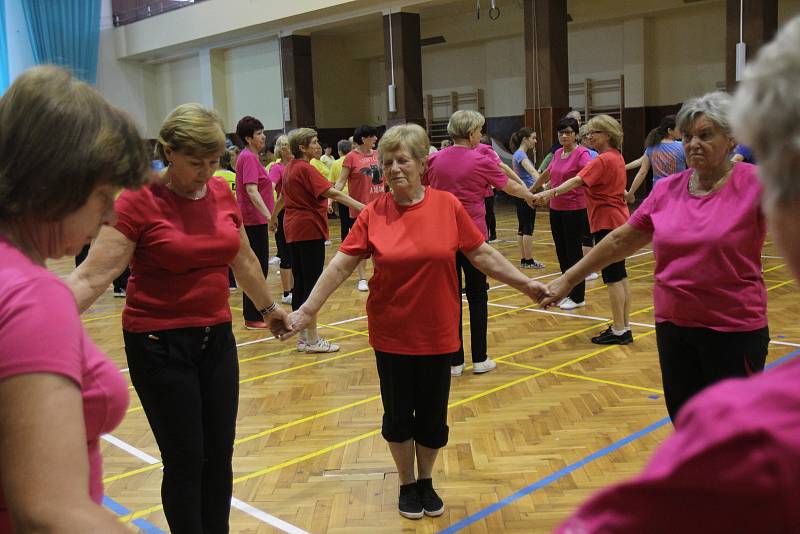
[
  {"x1": 0, "y1": 0, "x2": 9, "y2": 93},
  {"x1": 21, "y1": 0, "x2": 101, "y2": 84}
]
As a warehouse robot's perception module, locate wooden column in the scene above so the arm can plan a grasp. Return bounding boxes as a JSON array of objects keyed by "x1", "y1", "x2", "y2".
[
  {"x1": 383, "y1": 12, "x2": 425, "y2": 128},
  {"x1": 523, "y1": 0, "x2": 569, "y2": 158},
  {"x1": 725, "y1": 0, "x2": 777, "y2": 92},
  {"x1": 281, "y1": 35, "x2": 316, "y2": 129}
]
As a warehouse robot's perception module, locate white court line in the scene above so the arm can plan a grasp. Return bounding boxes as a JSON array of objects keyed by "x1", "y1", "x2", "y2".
[
  {"x1": 762, "y1": 255, "x2": 783, "y2": 259},
  {"x1": 120, "y1": 368, "x2": 129, "y2": 374},
  {"x1": 770, "y1": 340, "x2": 800, "y2": 348},
  {"x1": 102, "y1": 432, "x2": 308, "y2": 532}
]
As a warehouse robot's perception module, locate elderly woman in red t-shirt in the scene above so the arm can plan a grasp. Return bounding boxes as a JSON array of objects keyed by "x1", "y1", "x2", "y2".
[
  {"x1": 534, "y1": 114, "x2": 632, "y2": 345},
  {"x1": 284, "y1": 123, "x2": 548, "y2": 520}
]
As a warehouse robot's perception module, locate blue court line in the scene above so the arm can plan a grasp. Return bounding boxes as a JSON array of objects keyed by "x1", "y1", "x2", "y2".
[
  {"x1": 103, "y1": 496, "x2": 165, "y2": 533},
  {"x1": 439, "y1": 348, "x2": 800, "y2": 533}
]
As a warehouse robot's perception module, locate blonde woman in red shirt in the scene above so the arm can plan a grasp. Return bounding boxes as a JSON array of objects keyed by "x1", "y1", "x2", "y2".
[{"x1": 285, "y1": 124, "x2": 548, "y2": 520}]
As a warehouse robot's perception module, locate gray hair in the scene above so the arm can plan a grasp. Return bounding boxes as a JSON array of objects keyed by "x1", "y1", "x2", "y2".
[
  {"x1": 337, "y1": 138, "x2": 352, "y2": 156},
  {"x1": 732, "y1": 16, "x2": 800, "y2": 208},
  {"x1": 676, "y1": 91, "x2": 733, "y2": 137},
  {"x1": 447, "y1": 110, "x2": 485, "y2": 140}
]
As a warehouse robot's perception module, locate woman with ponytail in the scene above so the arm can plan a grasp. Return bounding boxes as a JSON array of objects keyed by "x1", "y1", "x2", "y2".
[
  {"x1": 510, "y1": 127, "x2": 544, "y2": 269},
  {"x1": 625, "y1": 115, "x2": 686, "y2": 203}
]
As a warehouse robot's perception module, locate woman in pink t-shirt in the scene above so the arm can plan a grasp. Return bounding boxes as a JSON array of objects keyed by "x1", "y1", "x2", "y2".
[
  {"x1": 0, "y1": 67, "x2": 149, "y2": 531},
  {"x1": 540, "y1": 92, "x2": 769, "y2": 422},
  {"x1": 268, "y1": 135, "x2": 295, "y2": 305}
]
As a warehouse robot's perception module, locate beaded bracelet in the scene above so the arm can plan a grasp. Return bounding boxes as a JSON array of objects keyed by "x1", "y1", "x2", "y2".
[{"x1": 259, "y1": 302, "x2": 279, "y2": 316}]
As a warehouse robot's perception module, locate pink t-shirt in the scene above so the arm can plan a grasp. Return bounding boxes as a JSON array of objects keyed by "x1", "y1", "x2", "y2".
[
  {"x1": 558, "y1": 356, "x2": 800, "y2": 533},
  {"x1": 424, "y1": 145, "x2": 509, "y2": 239},
  {"x1": 547, "y1": 146, "x2": 592, "y2": 211},
  {"x1": 268, "y1": 161, "x2": 285, "y2": 187},
  {"x1": 235, "y1": 148, "x2": 274, "y2": 225},
  {"x1": 628, "y1": 163, "x2": 766, "y2": 331},
  {"x1": 0, "y1": 239, "x2": 128, "y2": 527},
  {"x1": 475, "y1": 143, "x2": 502, "y2": 198}
]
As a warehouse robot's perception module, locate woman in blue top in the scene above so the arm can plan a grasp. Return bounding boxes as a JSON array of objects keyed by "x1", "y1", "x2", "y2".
[
  {"x1": 625, "y1": 115, "x2": 686, "y2": 203},
  {"x1": 510, "y1": 127, "x2": 544, "y2": 269}
]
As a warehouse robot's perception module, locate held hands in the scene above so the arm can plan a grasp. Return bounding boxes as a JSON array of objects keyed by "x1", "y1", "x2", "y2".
[
  {"x1": 283, "y1": 308, "x2": 314, "y2": 339},
  {"x1": 522, "y1": 279, "x2": 550, "y2": 302},
  {"x1": 538, "y1": 275, "x2": 573, "y2": 308},
  {"x1": 624, "y1": 190, "x2": 636, "y2": 204},
  {"x1": 266, "y1": 305, "x2": 292, "y2": 338}
]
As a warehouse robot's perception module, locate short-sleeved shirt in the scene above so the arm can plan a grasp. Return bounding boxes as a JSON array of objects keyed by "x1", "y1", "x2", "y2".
[
  {"x1": 645, "y1": 141, "x2": 687, "y2": 181},
  {"x1": 425, "y1": 145, "x2": 509, "y2": 239},
  {"x1": 268, "y1": 161, "x2": 285, "y2": 188},
  {"x1": 339, "y1": 188, "x2": 485, "y2": 354},
  {"x1": 547, "y1": 146, "x2": 592, "y2": 211},
  {"x1": 512, "y1": 148, "x2": 536, "y2": 187},
  {"x1": 475, "y1": 143, "x2": 502, "y2": 197},
  {"x1": 627, "y1": 163, "x2": 766, "y2": 331},
  {"x1": 558, "y1": 356, "x2": 800, "y2": 533},
  {"x1": 578, "y1": 149, "x2": 630, "y2": 232},
  {"x1": 214, "y1": 169, "x2": 237, "y2": 195},
  {"x1": 734, "y1": 144, "x2": 756, "y2": 164},
  {"x1": 235, "y1": 148, "x2": 274, "y2": 225},
  {"x1": 343, "y1": 149, "x2": 385, "y2": 218},
  {"x1": 0, "y1": 239, "x2": 128, "y2": 527},
  {"x1": 114, "y1": 177, "x2": 242, "y2": 332},
  {"x1": 282, "y1": 159, "x2": 332, "y2": 243},
  {"x1": 330, "y1": 155, "x2": 349, "y2": 193}
]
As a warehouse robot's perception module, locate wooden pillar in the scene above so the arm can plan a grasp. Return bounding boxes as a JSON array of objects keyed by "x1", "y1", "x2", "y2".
[
  {"x1": 383, "y1": 11, "x2": 425, "y2": 128},
  {"x1": 280, "y1": 34, "x2": 316, "y2": 129},
  {"x1": 725, "y1": 0, "x2": 777, "y2": 92},
  {"x1": 523, "y1": 0, "x2": 569, "y2": 158}
]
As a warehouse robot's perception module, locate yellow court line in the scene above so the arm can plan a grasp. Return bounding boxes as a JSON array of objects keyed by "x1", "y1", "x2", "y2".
[
  {"x1": 82, "y1": 313, "x2": 121, "y2": 324},
  {"x1": 498, "y1": 359, "x2": 664, "y2": 394}
]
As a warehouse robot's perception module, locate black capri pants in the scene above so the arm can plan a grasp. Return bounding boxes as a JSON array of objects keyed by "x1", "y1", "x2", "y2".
[
  {"x1": 375, "y1": 350, "x2": 453, "y2": 449},
  {"x1": 593, "y1": 229, "x2": 627, "y2": 283},
  {"x1": 338, "y1": 202, "x2": 353, "y2": 242},
  {"x1": 515, "y1": 197, "x2": 536, "y2": 236},
  {"x1": 276, "y1": 211, "x2": 291, "y2": 269},
  {"x1": 289, "y1": 238, "x2": 326, "y2": 312},
  {"x1": 243, "y1": 224, "x2": 269, "y2": 322},
  {"x1": 656, "y1": 321, "x2": 769, "y2": 421},
  {"x1": 550, "y1": 208, "x2": 587, "y2": 303}
]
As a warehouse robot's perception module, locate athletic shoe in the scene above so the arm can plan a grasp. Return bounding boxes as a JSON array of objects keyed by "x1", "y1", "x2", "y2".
[
  {"x1": 304, "y1": 338, "x2": 340, "y2": 353},
  {"x1": 558, "y1": 298, "x2": 586, "y2": 311},
  {"x1": 398, "y1": 482, "x2": 423, "y2": 519},
  {"x1": 357, "y1": 279, "x2": 369, "y2": 292},
  {"x1": 529, "y1": 259, "x2": 545, "y2": 269},
  {"x1": 296, "y1": 339, "x2": 308, "y2": 352},
  {"x1": 520, "y1": 259, "x2": 529, "y2": 269},
  {"x1": 269, "y1": 256, "x2": 281, "y2": 265},
  {"x1": 113, "y1": 288, "x2": 126, "y2": 298},
  {"x1": 487, "y1": 238, "x2": 499, "y2": 243},
  {"x1": 229, "y1": 286, "x2": 238, "y2": 292},
  {"x1": 473, "y1": 358, "x2": 497, "y2": 374},
  {"x1": 585, "y1": 272, "x2": 599, "y2": 281},
  {"x1": 590, "y1": 326, "x2": 633, "y2": 345},
  {"x1": 324, "y1": 240, "x2": 332, "y2": 246},
  {"x1": 451, "y1": 364, "x2": 465, "y2": 377},
  {"x1": 417, "y1": 478, "x2": 445, "y2": 517},
  {"x1": 244, "y1": 321, "x2": 268, "y2": 330},
  {"x1": 281, "y1": 293, "x2": 293, "y2": 305}
]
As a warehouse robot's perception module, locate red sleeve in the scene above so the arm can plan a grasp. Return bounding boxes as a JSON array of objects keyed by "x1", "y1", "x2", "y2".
[
  {"x1": 578, "y1": 153, "x2": 607, "y2": 187},
  {"x1": 338, "y1": 208, "x2": 372, "y2": 258},
  {"x1": 239, "y1": 152, "x2": 261, "y2": 186},
  {"x1": 305, "y1": 164, "x2": 334, "y2": 199},
  {"x1": 454, "y1": 200, "x2": 486, "y2": 252},
  {"x1": 114, "y1": 188, "x2": 146, "y2": 242},
  {"x1": 343, "y1": 151, "x2": 356, "y2": 172}
]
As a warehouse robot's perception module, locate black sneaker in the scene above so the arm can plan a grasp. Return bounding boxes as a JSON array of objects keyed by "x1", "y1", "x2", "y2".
[
  {"x1": 591, "y1": 326, "x2": 633, "y2": 345},
  {"x1": 398, "y1": 482, "x2": 423, "y2": 519},
  {"x1": 417, "y1": 478, "x2": 445, "y2": 517}
]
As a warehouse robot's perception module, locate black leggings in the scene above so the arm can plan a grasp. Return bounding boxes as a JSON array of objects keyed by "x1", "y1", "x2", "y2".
[
  {"x1": 656, "y1": 321, "x2": 769, "y2": 421},
  {"x1": 243, "y1": 224, "x2": 269, "y2": 322},
  {"x1": 289, "y1": 238, "x2": 326, "y2": 312},
  {"x1": 515, "y1": 197, "x2": 536, "y2": 236},
  {"x1": 124, "y1": 323, "x2": 239, "y2": 534},
  {"x1": 338, "y1": 202, "x2": 353, "y2": 242},
  {"x1": 550, "y1": 208, "x2": 587, "y2": 303},
  {"x1": 484, "y1": 193, "x2": 496, "y2": 241},
  {"x1": 276, "y1": 211, "x2": 291, "y2": 269},
  {"x1": 453, "y1": 251, "x2": 488, "y2": 366}
]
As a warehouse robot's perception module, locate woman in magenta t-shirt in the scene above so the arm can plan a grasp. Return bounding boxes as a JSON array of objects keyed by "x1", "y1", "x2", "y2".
[
  {"x1": 0, "y1": 67, "x2": 149, "y2": 531},
  {"x1": 541, "y1": 92, "x2": 769, "y2": 422},
  {"x1": 284, "y1": 124, "x2": 547, "y2": 520},
  {"x1": 268, "y1": 135, "x2": 295, "y2": 305}
]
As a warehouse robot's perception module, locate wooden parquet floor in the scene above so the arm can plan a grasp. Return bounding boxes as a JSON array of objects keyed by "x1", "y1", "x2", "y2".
[{"x1": 47, "y1": 201, "x2": 800, "y2": 533}]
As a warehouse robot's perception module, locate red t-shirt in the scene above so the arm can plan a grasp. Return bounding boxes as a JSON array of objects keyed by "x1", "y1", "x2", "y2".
[
  {"x1": 282, "y1": 159, "x2": 332, "y2": 243},
  {"x1": 343, "y1": 148, "x2": 385, "y2": 218},
  {"x1": 338, "y1": 188, "x2": 485, "y2": 355},
  {"x1": 114, "y1": 177, "x2": 242, "y2": 332},
  {"x1": 577, "y1": 149, "x2": 630, "y2": 232}
]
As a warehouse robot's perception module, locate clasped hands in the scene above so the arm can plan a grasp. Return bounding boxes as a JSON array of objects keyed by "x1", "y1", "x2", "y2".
[{"x1": 524, "y1": 274, "x2": 574, "y2": 309}]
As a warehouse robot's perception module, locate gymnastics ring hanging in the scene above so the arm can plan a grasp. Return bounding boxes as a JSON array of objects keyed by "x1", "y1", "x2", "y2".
[{"x1": 477, "y1": 0, "x2": 501, "y2": 20}]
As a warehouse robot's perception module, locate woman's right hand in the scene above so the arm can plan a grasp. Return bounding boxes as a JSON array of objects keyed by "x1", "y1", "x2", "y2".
[
  {"x1": 286, "y1": 309, "x2": 313, "y2": 338},
  {"x1": 539, "y1": 275, "x2": 573, "y2": 308},
  {"x1": 624, "y1": 190, "x2": 636, "y2": 204}
]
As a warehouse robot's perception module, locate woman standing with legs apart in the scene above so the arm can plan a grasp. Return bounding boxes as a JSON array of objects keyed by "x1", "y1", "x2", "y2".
[
  {"x1": 0, "y1": 66, "x2": 148, "y2": 532},
  {"x1": 284, "y1": 124, "x2": 548, "y2": 519},
  {"x1": 426, "y1": 110, "x2": 539, "y2": 377},
  {"x1": 510, "y1": 127, "x2": 545, "y2": 269},
  {"x1": 539, "y1": 94, "x2": 769, "y2": 422},
  {"x1": 68, "y1": 104, "x2": 290, "y2": 533}
]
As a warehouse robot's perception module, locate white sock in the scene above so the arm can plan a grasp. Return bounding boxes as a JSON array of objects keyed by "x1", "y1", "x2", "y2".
[
  {"x1": 611, "y1": 327, "x2": 627, "y2": 336},
  {"x1": 625, "y1": 325, "x2": 632, "y2": 332}
]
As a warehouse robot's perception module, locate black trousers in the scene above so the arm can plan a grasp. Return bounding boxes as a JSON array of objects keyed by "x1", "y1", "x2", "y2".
[
  {"x1": 484, "y1": 194, "x2": 496, "y2": 241},
  {"x1": 338, "y1": 202, "x2": 353, "y2": 242},
  {"x1": 243, "y1": 224, "x2": 270, "y2": 322},
  {"x1": 375, "y1": 351, "x2": 453, "y2": 449},
  {"x1": 550, "y1": 208, "x2": 587, "y2": 303},
  {"x1": 453, "y1": 251, "x2": 488, "y2": 366},
  {"x1": 515, "y1": 197, "x2": 536, "y2": 236},
  {"x1": 289, "y1": 238, "x2": 325, "y2": 312},
  {"x1": 656, "y1": 321, "x2": 769, "y2": 421},
  {"x1": 124, "y1": 323, "x2": 239, "y2": 534},
  {"x1": 276, "y1": 211, "x2": 291, "y2": 269}
]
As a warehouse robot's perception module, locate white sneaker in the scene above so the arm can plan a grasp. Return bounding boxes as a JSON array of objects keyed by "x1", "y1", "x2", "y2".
[
  {"x1": 281, "y1": 293, "x2": 292, "y2": 305},
  {"x1": 269, "y1": 256, "x2": 281, "y2": 265},
  {"x1": 451, "y1": 364, "x2": 464, "y2": 377},
  {"x1": 304, "y1": 338, "x2": 340, "y2": 353},
  {"x1": 357, "y1": 279, "x2": 369, "y2": 292},
  {"x1": 559, "y1": 298, "x2": 586, "y2": 310},
  {"x1": 585, "y1": 272, "x2": 599, "y2": 281},
  {"x1": 324, "y1": 240, "x2": 332, "y2": 246},
  {"x1": 473, "y1": 358, "x2": 497, "y2": 374}
]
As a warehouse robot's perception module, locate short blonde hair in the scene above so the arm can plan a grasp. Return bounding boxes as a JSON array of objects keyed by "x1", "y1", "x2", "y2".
[
  {"x1": 156, "y1": 103, "x2": 226, "y2": 164},
  {"x1": 288, "y1": 128, "x2": 317, "y2": 158},
  {"x1": 447, "y1": 110, "x2": 485, "y2": 140},
  {"x1": 377, "y1": 123, "x2": 430, "y2": 164},
  {"x1": 586, "y1": 114, "x2": 623, "y2": 150},
  {"x1": 274, "y1": 135, "x2": 290, "y2": 157}
]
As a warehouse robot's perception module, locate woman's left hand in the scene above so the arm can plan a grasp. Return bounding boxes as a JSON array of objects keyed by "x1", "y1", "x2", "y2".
[
  {"x1": 523, "y1": 279, "x2": 550, "y2": 302},
  {"x1": 286, "y1": 308, "x2": 314, "y2": 338},
  {"x1": 266, "y1": 306, "x2": 292, "y2": 339}
]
